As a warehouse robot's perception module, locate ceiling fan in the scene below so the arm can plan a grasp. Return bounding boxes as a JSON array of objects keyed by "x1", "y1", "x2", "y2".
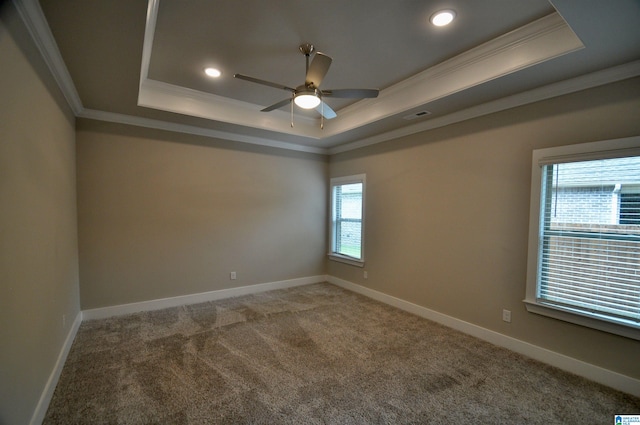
[{"x1": 234, "y1": 43, "x2": 379, "y2": 126}]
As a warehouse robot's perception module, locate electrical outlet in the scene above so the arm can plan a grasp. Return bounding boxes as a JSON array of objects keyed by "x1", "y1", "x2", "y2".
[
  {"x1": 502, "y1": 309, "x2": 512, "y2": 323},
  {"x1": 62, "y1": 314, "x2": 66, "y2": 328},
  {"x1": 230, "y1": 271, "x2": 236, "y2": 280},
  {"x1": 363, "y1": 271, "x2": 368, "y2": 279}
]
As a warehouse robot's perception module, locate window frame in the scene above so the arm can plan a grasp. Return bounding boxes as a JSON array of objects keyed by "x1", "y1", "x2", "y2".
[
  {"x1": 524, "y1": 136, "x2": 640, "y2": 341},
  {"x1": 329, "y1": 174, "x2": 366, "y2": 267}
]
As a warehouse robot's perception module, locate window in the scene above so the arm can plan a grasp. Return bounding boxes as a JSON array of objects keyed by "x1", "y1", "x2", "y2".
[
  {"x1": 620, "y1": 189, "x2": 640, "y2": 225},
  {"x1": 330, "y1": 174, "x2": 365, "y2": 267},
  {"x1": 525, "y1": 137, "x2": 640, "y2": 340}
]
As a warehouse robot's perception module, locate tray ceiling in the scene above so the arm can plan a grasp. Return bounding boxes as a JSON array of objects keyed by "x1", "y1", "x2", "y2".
[{"x1": 17, "y1": 0, "x2": 640, "y2": 153}]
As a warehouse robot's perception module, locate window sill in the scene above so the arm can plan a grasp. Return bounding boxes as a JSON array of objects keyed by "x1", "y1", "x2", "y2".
[
  {"x1": 328, "y1": 253, "x2": 365, "y2": 268},
  {"x1": 523, "y1": 299, "x2": 640, "y2": 341}
]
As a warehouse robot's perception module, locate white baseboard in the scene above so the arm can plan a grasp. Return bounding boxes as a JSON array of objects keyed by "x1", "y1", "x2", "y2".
[
  {"x1": 30, "y1": 310, "x2": 82, "y2": 425},
  {"x1": 82, "y1": 275, "x2": 328, "y2": 320},
  {"x1": 327, "y1": 275, "x2": 640, "y2": 398},
  {"x1": 28, "y1": 274, "x2": 638, "y2": 425},
  {"x1": 30, "y1": 276, "x2": 326, "y2": 423}
]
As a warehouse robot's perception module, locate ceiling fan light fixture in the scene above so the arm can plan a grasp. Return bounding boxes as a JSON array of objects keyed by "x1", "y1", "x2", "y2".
[
  {"x1": 294, "y1": 92, "x2": 321, "y2": 109},
  {"x1": 204, "y1": 67, "x2": 222, "y2": 78},
  {"x1": 430, "y1": 10, "x2": 456, "y2": 26}
]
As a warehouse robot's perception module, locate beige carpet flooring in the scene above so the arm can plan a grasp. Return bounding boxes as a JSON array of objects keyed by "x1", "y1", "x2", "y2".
[{"x1": 44, "y1": 283, "x2": 639, "y2": 424}]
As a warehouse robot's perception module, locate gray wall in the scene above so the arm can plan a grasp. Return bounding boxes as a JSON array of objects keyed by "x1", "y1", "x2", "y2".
[
  {"x1": 2, "y1": 2, "x2": 639, "y2": 422},
  {"x1": 329, "y1": 77, "x2": 640, "y2": 379},
  {"x1": 76, "y1": 121, "x2": 328, "y2": 309},
  {"x1": 0, "y1": 5, "x2": 80, "y2": 424}
]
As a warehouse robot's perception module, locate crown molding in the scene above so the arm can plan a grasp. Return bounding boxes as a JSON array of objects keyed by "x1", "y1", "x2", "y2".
[
  {"x1": 138, "y1": 0, "x2": 324, "y2": 140},
  {"x1": 138, "y1": 79, "x2": 325, "y2": 140},
  {"x1": 77, "y1": 109, "x2": 328, "y2": 155},
  {"x1": 139, "y1": 2, "x2": 584, "y2": 143},
  {"x1": 329, "y1": 60, "x2": 640, "y2": 154},
  {"x1": 325, "y1": 12, "x2": 584, "y2": 138},
  {"x1": 139, "y1": 0, "x2": 158, "y2": 84},
  {"x1": 12, "y1": 0, "x2": 83, "y2": 114},
  {"x1": 15, "y1": 0, "x2": 637, "y2": 156},
  {"x1": 80, "y1": 60, "x2": 640, "y2": 157}
]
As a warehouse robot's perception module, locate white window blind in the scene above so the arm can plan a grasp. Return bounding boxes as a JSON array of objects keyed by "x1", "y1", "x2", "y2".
[
  {"x1": 330, "y1": 175, "x2": 365, "y2": 265},
  {"x1": 537, "y1": 156, "x2": 640, "y2": 327}
]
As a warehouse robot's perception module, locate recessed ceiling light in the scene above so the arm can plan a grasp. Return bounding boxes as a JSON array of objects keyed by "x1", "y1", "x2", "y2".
[
  {"x1": 430, "y1": 10, "x2": 456, "y2": 27},
  {"x1": 204, "y1": 67, "x2": 222, "y2": 78}
]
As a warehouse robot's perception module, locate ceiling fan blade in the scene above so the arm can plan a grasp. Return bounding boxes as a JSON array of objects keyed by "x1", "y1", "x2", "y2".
[
  {"x1": 322, "y1": 88, "x2": 379, "y2": 98},
  {"x1": 316, "y1": 101, "x2": 337, "y2": 119},
  {"x1": 261, "y1": 98, "x2": 292, "y2": 112},
  {"x1": 234, "y1": 74, "x2": 295, "y2": 92},
  {"x1": 305, "y1": 52, "x2": 332, "y2": 88}
]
